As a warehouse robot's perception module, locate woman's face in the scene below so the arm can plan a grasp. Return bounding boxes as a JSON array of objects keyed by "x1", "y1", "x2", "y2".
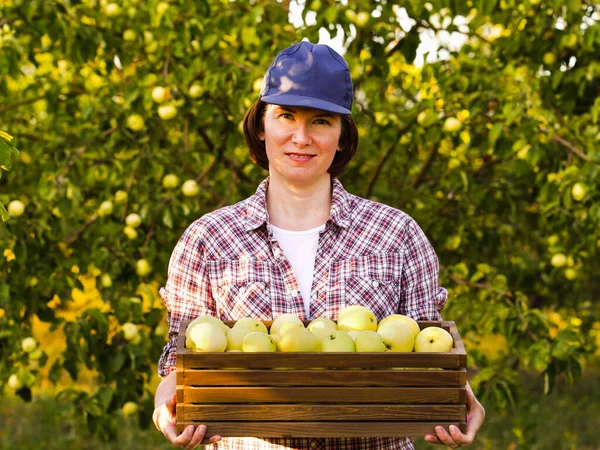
[{"x1": 259, "y1": 104, "x2": 342, "y2": 188}]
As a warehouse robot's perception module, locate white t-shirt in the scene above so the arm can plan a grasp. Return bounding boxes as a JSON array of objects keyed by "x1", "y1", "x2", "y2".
[{"x1": 270, "y1": 223, "x2": 326, "y2": 318}]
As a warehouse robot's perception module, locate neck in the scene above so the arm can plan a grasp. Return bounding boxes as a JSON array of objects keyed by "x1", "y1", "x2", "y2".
[{"x1": 266, "y1": 175, "x2": 332, "y2": 231}]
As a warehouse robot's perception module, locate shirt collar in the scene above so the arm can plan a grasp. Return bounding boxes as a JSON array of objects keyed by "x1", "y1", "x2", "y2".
[{"x1": 244, "y1": 177, "x2": 353, "y2": 231}]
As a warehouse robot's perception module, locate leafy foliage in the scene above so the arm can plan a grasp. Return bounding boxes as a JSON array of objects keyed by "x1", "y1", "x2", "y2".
[{"x1": 1, "y1": 0, "x2": 599, "y2": 440}]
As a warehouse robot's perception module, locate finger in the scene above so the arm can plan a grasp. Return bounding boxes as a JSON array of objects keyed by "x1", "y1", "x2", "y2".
[
  {"x1": 200, "y1": 434, "x2": 223, "y2": 445},
  {"x1": 183, "y1": 425, "x2": 207, "y2": 449},
  {"x1": 166, "y1": 392, "x2": 177, "y2": 414},
  {"x1": 424, "y1": 433, "x2": 444, "y2": 445},
  {"x1": 434, "y1": 426, "x2": 460, "y2": 447},
  {"x1": 169, "y1": 425, "x2": 195, "y2": 446}
]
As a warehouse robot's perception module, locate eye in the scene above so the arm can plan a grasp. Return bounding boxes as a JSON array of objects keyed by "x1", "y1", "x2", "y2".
[
  {"x1": 314, "y1": 118, "x2": 331, "y2": 125},
  {"x1": 279, "y1": 113, "x2": 294, "y2": 120}
]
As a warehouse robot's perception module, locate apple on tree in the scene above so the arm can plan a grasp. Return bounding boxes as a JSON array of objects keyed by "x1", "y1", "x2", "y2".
[
  {"x1": 7, "y1": 200, "x2": 25, "y2": 217},
  {"x1": 181, "y1": 179, "x2": 200, "y2": 197}
]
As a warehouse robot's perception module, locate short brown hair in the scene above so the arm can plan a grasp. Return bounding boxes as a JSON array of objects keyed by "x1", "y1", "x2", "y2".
[{"x1": 243, "y1": 100, "x2": 359, "y2": 179}]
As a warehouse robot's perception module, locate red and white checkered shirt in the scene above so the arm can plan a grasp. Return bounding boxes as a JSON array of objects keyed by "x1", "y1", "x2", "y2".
[{"x1": 159, "y1": 177, "x2": 448, "y2": 450}]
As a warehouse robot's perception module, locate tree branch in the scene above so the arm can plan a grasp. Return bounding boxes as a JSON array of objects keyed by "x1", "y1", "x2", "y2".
[
  {"x1": 412, "y1": 145, "x2": 439, "y2": 189},
  {"x1": 551, "y1": 134, "x2": 589, "y2": 162}
]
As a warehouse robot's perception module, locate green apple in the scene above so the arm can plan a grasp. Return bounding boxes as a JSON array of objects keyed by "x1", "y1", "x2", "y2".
[
  {"x1": 21, "y1": 371, "x2": 36, "y2": 387},
  {"x1": 321, "y1": 330, "x2": 355, "y2": 352},
  {"x1": 151, "y1": 86, "x2": 168, "y2": 103},
  {"x1": 123, "y1": 226, "x2": 138, "y2": 240},
  {"x1": 21, "y1": 337, "x2": 37, "y2": 353},
  {"x1": 337, "y1": 305, "x2": 377, "y2": 332},
  {"x1": 154, "y1": 325, "x2": 167, "y2": 336},
  {"x1": 8, "y1": 374, "x2": 23, "y2": 390},
  {"x1": 378, "y1": 314, "x2": 420, "y2": 338},
  {"x1": 181, "y1": 179, "x2": 199, "y2": 197},
  {"x1": 7, "y1": 200, "x2": 25, "y2": 217},
  {"x1": 125, "y1": 213, "x2": 142, "y2": 228},
  {"x1": 187, "y1": 314, "x2": 230, "y2": 337},
  {"x1": 443, "y1": 117, "x2": 462, "y2": 133},
  {"x1": 104, "y1": 3, "x2": 121, "y2": 17},
  {"x1": 188, "y1": 322, "x2": 227, "y2": 352},
  {"x1": 345, "y1": 10, "x2": 356, "y2": 21},
  {"x1": 242, "y1": 331, "x2": 277, "y2": 352},
  {"x1": 233, "y1": 317, "x2": 268, "y2": 334},
  {"x1": 348, "y1": 331, "x2": 360, "y2": 341},
  {"x1": 377, "y1": 321, "x2": 414, "y2": 352},
  {"x1": 100, "y1": 273, "x2": 112, "y2": 288},
  {"x1": 135, "y1": 258, "x2": 152, "y2": 276},
  {"x1": 158, "y1": 104, "x2": 178, "y2": 120},
  {"x1": 277, "y1": 321, "x2": 304, "y2": 339},
  {"x1": 162, "y1": 173, "x2": 180, "y2": 189},
  {"x1": 414, "y1": 326, "x2": 453, "y2": 353},
  {"x1": 571, "y1": 183, "x2": 587, "y2": 202},
  {"x1": 114, "y1": 190, "x2": 128, "y2": 202},
  {"x1": 551, "y1": 253, "x2": 567, "y2": 268},
  {"x1": 354, "y1": 330, "x2": 386, "y2": 352},
  {"x1": 543, "y1": 52, "x2": 556, "y2": 65},
  {"x1": 307, "y1": 317, "x2": 337, "y2": 342},
  {"x1": 122, "y1": 401, "x2": 138, "y2": 416},
  {"x1": 188, "y1": 83, "x2": 203, "y2": 98},
  {"x1": 126, "y1": 114, "x2": 145, "y2": 131},
  {"x1": 561, "y1": 33, "x2": 578, "y2": 48},
  {"x1": 123, "y1": 29, "x2": 137, "y2": 42},
  {"x1": 29, "y1": 348, "x2": 44, "y2": 361},
  {"x1": 97, "y1": 200, "x2": 113, "y2": 217},
  {"x1": 278, "y1": 326, "x2": 319, "y2": 352},
  {"x1": 156, "y1": 1, "x2": 169, "y2": 15},
  {"x1": 270, "y1": 313, "x2": 303, "y2": 335},
  {"x1": 122, "y1": 322, "x2": 139, "y2": 341},
  {"x1": 143, "y1": 31, "x2": 154, "y2": 43}
]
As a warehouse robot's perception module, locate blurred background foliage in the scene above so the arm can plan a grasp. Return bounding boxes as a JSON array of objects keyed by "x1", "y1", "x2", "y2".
[{"x1": 1, "y1": 0, "x2": 599, "y2": 446}]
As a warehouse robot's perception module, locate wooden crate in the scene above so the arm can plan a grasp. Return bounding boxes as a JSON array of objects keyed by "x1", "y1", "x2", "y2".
[{"x1": 176, "y1": 320, "x2": 467, "y2": 438}]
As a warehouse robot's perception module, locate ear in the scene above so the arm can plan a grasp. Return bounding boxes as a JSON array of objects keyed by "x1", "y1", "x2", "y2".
[{"x1": 258, "y1": 130, "x2": 265, "y2": 141}]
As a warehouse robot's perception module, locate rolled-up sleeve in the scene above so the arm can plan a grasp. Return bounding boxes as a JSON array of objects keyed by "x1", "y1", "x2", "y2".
[
  {"x1": 158, "y1": 221, "x2": 217, "y2": 378},
  {"x1": 398, "y1": 219, "x2": 448, "y2": 321}
]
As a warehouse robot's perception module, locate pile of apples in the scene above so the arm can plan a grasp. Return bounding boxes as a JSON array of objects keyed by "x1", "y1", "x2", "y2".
[{"x1": 184, "y1": 305, "x2": 454, "y2": 353}]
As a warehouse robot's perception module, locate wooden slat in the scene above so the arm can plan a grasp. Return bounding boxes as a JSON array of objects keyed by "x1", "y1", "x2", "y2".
[
  {"x1": 180, "y1": 368, "x2": 467, "y2": 387},
  {"x1": 178, "y1": 403, "x2": 467, "y2": 421},
  {"x1": 449, "y1": 322, "x2": 468, "y2": 368},
  {"x1": 184, "y1": 386, "x2": 466, "y2": 404},
  {"x1": 176, "y1": 421, "x2": 467, "y2": 437},
  {"x1": 180, "y1": 351, "x2": 464, "y2": 369}
]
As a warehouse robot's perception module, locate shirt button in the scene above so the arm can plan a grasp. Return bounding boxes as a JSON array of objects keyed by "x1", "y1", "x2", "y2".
[
  {"x1": 289, "y1": 290, "x2": 297, "y2": 297},
  {"x1": 239, "y1": 286, "x2": 247, "y2": 294},
  {"x1": 372, "y1": 280, "x2": 379, "y2": 288}
]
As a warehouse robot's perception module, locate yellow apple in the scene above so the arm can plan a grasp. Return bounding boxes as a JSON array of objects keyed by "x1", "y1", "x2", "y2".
[
  {"x1": 551, "y1": 253, "x2": 567, "y2": 268},
  {"x1": 242, "y1": 331, "x2": 277, "y2": 352},
  {"x1": 122, "y1": 401, "x2": 138, "y2": 416},
  {"x1": 355, "y1": 11, "x2": 370, "y2": 27},
  {"x1": 126, "y1": 114, "x2": 145, "y2": 131},
  {"x1": 114, "y1": 190, "x2": 128, "y2": 202},
  {"x1": 100, "y1": 273, "x2": 112, "y2": 288},
  {"x1": 8, "y1": 374, "x2": 23, "y2": 390},
  {"x1": 21, "y1": 337, "x2": 37, "y2": 353},
  {"x1": 443, "y1": 117, "x2": 462, "y2": 133},
  {"x1": 162, "y1": 173, "x2": 180, "y2": 189},
  {"x1": 348, "y1": 331, "x2": 360, "y2": 341},
  {"x1": 378, "y1": 314, "x2": 420, "y2": 338},
  {"x1": 564, "y1": 268, "x2": 578, "y2": 280},
  {"x1": 414, "y1": 327, "x2": 453, "y2": 353},
  {"x1": 571, "y1": 183, "x2": 587, "y2": 202},
  {"x1": 123, "y1": 226, "x2": 138, "y2": 240},
  {"x1": 337, "y1": 305, "x2": 377, "y2": 332},
  {"x1": 158, "y1": 104, "x2": 178, "y2": 120},
  {"x1": 377, "y1": 321, "x2": 414, "y2": 352},
  {"x1": 355, "y1": 330, "x2": 386, "y2": 352},
  {"x1": 181, "y1": 179, "x2": 199, "y2": 197},
  {"x1": 125, "y1": 213, "x2": 142, "y2": 228},
  {"x1": 104, "y1": 3, "x2": 121, "y2": 17},
  {"x1": 123, "y1": 29, "x2": 137, "y2": 42},
  {"x1": 543, "y1": 52, "x2": 556, "y2": 65},
  {"x1": 188, "y1": 322, "x2": 227, "y2": 352},
  {"x1": 233, "y1": 317, "x2": 268, "y2": 334},
  {"x1": 97, "y1": 200, "x2": 113, "y2": 217},
  {"x1": 188, "y1": 83, "x2": 203, "y2": 98},
  {"x1": 151, "y1": 86, "x2": 169, "y2": 103},
  {"x1": 278, "y1": 326, "x2": 319, "y2": 352},
  {"x1": 226, "y1": 326, "x2": 252, "y2": 351},
  {"x1": 156, "y1": 1, "x2": 169, "y2": 15},
  {"x1": 122, "y1": 322, "x2": 139, "y2": 341},
  {"x1": 307, "y1": 317, "x2": 337, "y2": 341},
  {"x1": 7, "y1": 200, "x2": 25, "y2": 217},
  {"x1": 321, "y1": 330, "x2": 355, "y2": 352},
  {"x1": 270, "y1": 313, "x2": 303, "y2": 335},
  {"x1": 135, "y1": 259, "x2": 152, "y2": 276},
  {"x1": 187, "y1": 314, "x2": 230, "y2": 337},
  {"x1": 29, "y1": 348, "x2": 44, "y2": 361},
  {"x1": 277, "y1": 321, "x2": 304, "y2": 339}
]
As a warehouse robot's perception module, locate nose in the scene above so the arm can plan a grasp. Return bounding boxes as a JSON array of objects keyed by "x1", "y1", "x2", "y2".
[{"x1": 291, "y1": 122, "x2": 312, "y2": 147}]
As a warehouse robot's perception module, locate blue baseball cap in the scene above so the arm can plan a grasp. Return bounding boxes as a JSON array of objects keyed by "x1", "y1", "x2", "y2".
[{"x1": 260, "y1": 41, "x2": 353, "y2": 115}]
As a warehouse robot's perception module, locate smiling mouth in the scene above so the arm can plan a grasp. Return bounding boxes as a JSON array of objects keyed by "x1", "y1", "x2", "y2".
[{"x1": 286, "y1": 153, "x2": 316, "y2": 158}]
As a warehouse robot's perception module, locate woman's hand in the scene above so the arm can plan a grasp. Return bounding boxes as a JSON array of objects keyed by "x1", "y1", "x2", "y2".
[
  {"x1": 153, "y1": 392, "x2": 222, "y2": 449},
  {"x1": 424, "y1": 382, "x2": 485, "y2": 448}
]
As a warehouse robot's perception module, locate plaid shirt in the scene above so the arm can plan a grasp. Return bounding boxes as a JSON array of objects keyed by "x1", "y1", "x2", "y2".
[{"x1": 159, "y1": 177, "x2": 448, "y2": 450}]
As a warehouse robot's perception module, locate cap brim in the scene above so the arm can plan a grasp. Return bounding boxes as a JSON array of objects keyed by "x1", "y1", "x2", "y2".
[{"x1": 260, "y1": 94, "x2": 351, "y2": 115}]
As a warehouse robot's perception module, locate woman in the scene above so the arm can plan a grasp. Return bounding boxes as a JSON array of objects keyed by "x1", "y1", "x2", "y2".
[{"x1": 153, "y1": 41, "x2": 485, "y2": 450}]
